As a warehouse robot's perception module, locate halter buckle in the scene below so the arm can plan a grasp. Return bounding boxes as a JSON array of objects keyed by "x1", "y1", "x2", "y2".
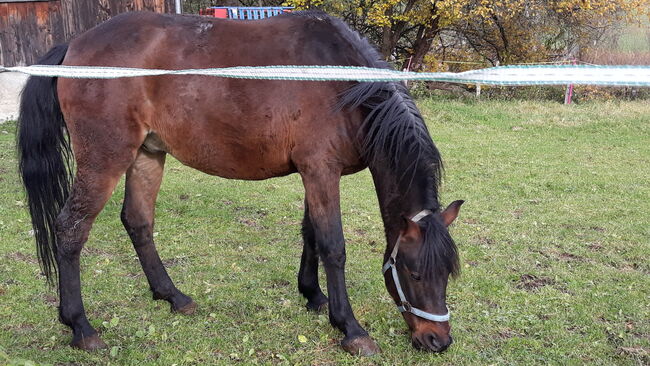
[{"x1": 401, "y1": 301, "x2": 412, "y2": 312}]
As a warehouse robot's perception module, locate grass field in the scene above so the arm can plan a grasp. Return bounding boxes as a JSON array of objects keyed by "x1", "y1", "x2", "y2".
[{"x1": 0, "y1": 98, "x2": 648, "y2": 365}]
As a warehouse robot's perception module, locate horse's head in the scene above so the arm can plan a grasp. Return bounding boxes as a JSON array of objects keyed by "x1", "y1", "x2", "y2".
[{"x1": 383, "y1": 200, "x2": 463, "y2": 352}]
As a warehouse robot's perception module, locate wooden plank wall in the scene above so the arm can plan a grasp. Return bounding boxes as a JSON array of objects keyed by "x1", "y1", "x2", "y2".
[{"x1": 0, "y1": 0, "x2": 175, "y2": 66}]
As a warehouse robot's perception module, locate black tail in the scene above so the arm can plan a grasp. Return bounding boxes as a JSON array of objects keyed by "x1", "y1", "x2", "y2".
[{"x1": 17, "y1": 44, "x2": 72, "y2": 286}]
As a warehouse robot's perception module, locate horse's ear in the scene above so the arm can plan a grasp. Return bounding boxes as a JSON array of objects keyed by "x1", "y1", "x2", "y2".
[
  {"x1": 400, "y1": 216, "x2": 422, "y2": 243},
  {"x1": 441, "y1": 200, "x2": 464, "y2": 227}
]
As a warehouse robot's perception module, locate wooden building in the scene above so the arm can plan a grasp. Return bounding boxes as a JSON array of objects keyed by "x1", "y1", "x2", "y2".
[{"x1": 0, "y1": 0, "x2": 176, "y2": 66}]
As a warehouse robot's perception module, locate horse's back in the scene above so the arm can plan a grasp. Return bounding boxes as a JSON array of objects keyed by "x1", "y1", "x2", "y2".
[{"x1": 58, "y1": 12, "x2": 366, "y2": 179}]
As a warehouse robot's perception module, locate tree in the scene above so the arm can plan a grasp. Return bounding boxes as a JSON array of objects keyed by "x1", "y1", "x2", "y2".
[
  {"x1": 185, "y1": 0, "x2": 650, "y2": 70},
  {"x1": 446, "y1": 0, "x2": 650, "y2": 66}
]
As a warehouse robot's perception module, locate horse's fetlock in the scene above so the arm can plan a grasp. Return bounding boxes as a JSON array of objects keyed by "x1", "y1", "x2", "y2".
[{"x1": 58, "y1": 306, "x2": 83, "y2": 327}]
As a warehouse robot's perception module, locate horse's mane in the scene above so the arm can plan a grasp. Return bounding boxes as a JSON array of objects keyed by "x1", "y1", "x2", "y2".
[{"x1": 292, "y1": 11, "x2": 459, "y2": 277}]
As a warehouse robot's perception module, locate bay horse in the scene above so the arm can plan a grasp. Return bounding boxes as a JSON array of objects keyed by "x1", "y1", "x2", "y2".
[{"x1": 17, "y1": 10, "x2": 463, "y2": 356}]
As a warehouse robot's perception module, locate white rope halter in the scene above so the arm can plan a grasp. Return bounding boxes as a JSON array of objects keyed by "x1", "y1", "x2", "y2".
[{"x1": 382, "y1": 210, "x2": 450, "y2": 322}]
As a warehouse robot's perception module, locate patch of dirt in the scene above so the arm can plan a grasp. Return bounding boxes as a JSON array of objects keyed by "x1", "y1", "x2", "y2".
[
  {"x1": 497, "y1": 328, "x2": 518, "y2": 339},
  {"x1": 43, "y1": 294, "x2": 57, "y2": 306},
  {"x1": 511, "y1": 209, "x2": 524, "y2": 219},
  {"x1": 2, "y1": 278, "x2": 19, "y2": 286},
  {"x1": 5, "y1": 251, "x2": 37, "y2": 264},
  {"x1": 277, "y1": 219, "x2": 300, "y2": 226},
  {"x1": 587, "y1": 242, "x2": 604, "y2": 251},
  {"x1": 484, "y1": 299, "x2": 500, "y2": 308},
  {"x1": 530, "y1": 249, "x2": 550, "y2": 258},
  {"x1": 559, "y1": 252, "x2": 584, "y2": 262},
  {"x1": 475, "y1": 235, "x2": 495, "y2": 246},
  {"x1": 268, "y1": 279, "x2": 290, "y2": 289},
  {"x1": 162, "y1": 256, "x2": 190, "y2": 268},
  {"x1": 179, "y1": 194, "x2": 190, "y2": 200},
  {"x1": 515, "y1": 274, "x2": 554, "y2": 291},
  {"x1": 238, "y1": 218, "x2": 264, "y2": 230},
  {"x1": 567, "y1": 325, "x2": 586, "y2": 335},
  {"x1": 14, "y1": 323, "x2": 35, "y2": 332},
  {"x1": 617, "y1": 346, "x2": 649, "y2": 361},
  {"x1": 590, "y1": 226, "x2": 606, "y2": 232},
  {"x1": 354, "y1": 228, "x2": 367, "y2": 237},
  {"x1": 83, "y1": 246, "x2": 113, "y2": 257}
]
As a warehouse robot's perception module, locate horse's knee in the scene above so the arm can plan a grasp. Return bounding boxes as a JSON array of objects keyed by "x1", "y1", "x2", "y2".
[
  {"x1": 120, "y1": 207, "x2": 152, "y2": 246},
  {"x1": 318, "y1": 244, "x2": 346, "y2": 268}
]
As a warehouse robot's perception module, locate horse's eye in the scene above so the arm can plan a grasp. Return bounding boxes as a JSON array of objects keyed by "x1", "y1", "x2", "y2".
[{"x1": 410, "y1": 272, "x2": 421, "y2": 281}]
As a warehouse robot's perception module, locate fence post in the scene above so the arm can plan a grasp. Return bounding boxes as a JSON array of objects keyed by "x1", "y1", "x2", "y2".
[
  {"x1": 476, "y1": 84, "x2": 481, "y2": 98},
  {"x1": 564, "y1": 59, "x2": 576, "y2": 104},
  {"x1": 403, "y1": 56, "x2": 413, "y2": 87}
]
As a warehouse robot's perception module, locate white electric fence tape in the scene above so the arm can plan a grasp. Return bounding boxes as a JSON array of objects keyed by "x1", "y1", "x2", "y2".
[{"x1": 2, "y1": 64, "x2": 650, "y2": 86}]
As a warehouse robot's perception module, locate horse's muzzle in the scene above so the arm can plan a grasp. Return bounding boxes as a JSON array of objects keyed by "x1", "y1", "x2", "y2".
[{"x1": 411, "y1": 332, "x2": 453, "y2": 352}]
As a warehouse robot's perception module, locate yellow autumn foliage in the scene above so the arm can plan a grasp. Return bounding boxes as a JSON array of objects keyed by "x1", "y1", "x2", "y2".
[{"x1": 282, "y1": 0, "x2": 649, "y2": 69}]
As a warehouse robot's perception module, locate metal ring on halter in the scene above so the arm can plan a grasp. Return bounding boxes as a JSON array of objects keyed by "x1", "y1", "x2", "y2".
[
  {"x1": 401, "y1": 301, "x2": 412, "y2": 312},
  {"x1": 382, "y1": 209, "x2": 451, "y2": 323}
]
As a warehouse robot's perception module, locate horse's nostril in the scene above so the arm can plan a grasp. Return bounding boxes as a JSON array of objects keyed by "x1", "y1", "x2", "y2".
[{"x1": 426, "y1": 334, "x2": 441, "y2": 350}]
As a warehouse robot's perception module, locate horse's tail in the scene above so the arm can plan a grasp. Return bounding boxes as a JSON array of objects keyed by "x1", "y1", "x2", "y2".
[{"x1": 17, "y1": 44, "x2": 72, "y2": 286}]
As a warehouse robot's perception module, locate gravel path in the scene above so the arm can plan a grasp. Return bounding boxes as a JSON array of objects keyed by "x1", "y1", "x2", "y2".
[{"x1": 0, "y1": 73, "x2": 28, "y2": 122}]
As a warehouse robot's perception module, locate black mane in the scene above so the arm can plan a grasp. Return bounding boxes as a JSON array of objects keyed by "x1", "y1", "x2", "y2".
[{"x1": 292, "y1": 11, "x2": 458, "y2": 277}]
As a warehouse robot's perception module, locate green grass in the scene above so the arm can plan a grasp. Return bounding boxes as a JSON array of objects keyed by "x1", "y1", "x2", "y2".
[{"x1": 1, "y1": 98, "x2": 649, "y2": 365}]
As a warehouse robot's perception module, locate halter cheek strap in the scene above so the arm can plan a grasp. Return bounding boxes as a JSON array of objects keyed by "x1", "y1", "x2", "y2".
[{"x1": 382, "y1": 209, "x2": 450, "y2": 322}]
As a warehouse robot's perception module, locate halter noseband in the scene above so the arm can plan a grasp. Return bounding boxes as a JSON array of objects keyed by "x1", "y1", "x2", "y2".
[{"x1": 381, "y1": 209, "x2": 450, "y2": 322}]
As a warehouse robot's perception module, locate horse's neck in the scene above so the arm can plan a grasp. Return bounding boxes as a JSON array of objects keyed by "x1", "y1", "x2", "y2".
[{"x1": 369, "y1": 161, "x2": 432, "y2": 244}]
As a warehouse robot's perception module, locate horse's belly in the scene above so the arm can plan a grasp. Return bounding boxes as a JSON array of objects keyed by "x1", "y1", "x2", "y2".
[
  {"x1": 174, "y1": 152, "x2": 296, "y2": 180},
  {"x1": 155, "y1": 131, "x2": 296, "y2": 180}
]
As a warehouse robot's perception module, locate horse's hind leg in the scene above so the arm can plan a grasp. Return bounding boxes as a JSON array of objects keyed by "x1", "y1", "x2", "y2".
[
  {"x1": 121, "y1": 149, "x2": 196, "y2": 314},
  {"x1": 57, "y1": 164, "x2": 133, "y2": 350},
  {"x1": 298, "y1": 200, "x2": 328, "y2": 312}
]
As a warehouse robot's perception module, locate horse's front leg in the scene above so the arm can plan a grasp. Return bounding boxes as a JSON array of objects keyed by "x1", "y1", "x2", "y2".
[{"x1": 299, "y1": 167, "x2": 381, "y2": 356}]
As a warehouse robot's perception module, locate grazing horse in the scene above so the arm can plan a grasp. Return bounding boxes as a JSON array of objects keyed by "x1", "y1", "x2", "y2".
[{"x1": 18, "y1": 11, "x2": 463, "y2": 356}]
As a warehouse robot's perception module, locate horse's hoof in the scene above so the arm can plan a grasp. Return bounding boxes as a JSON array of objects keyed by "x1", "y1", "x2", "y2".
[
  {"x1": 70, "y1": 333, "x2": 107, "y2": 351},
  {"x1": 306, "y1": 299, "x2": 328, "y2": 313},
  {"x1": 173, "y1": 300, "x2": 198, "y2": 315},
  {"x1": 341, "y1": 335, "x2": 381, "y2": 356}
]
